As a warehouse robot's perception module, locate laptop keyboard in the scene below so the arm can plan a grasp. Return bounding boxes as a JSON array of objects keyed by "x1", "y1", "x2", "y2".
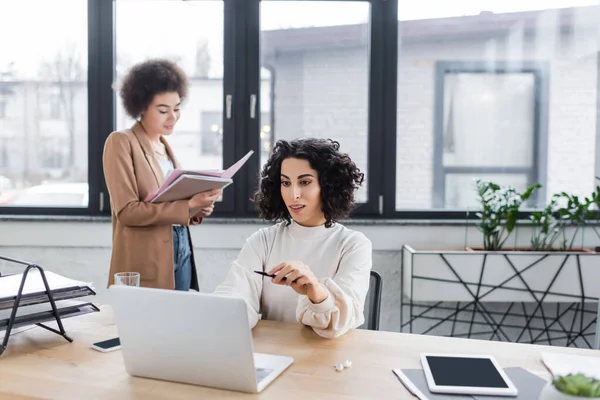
[{"x1": 255, "y1": 367, "x2": 273, "y2": 382}]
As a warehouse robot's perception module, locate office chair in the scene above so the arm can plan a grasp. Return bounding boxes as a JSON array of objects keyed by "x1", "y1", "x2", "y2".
[
  {"x1": 361, "y1": 270, "x2": 382, "y2": 331},
  {"x1": 595, "y1": 302, "x2": 600, "y2": 349}
]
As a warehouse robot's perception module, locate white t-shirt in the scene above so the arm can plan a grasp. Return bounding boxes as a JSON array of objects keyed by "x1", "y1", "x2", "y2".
[
  {"x1": 157, "y1": 158, "x2": 174, "y2": 178},
  {"x1": 212, "y1": 220, "x2": 373, "y2": 338}
]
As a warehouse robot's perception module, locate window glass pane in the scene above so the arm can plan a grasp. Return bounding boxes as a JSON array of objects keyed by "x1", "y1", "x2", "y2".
[
  {"x1": 260, "y1": 1, "x2": 370, "y2": 202},
  {"x1": 396, "y1": 1, "x2": 600, "y2": 210},
  {"x1": 115, "y1": 0, "x2": 224, "y2": 172},
  {"x1": 442, "y1": 73, "x2": 535, "y2": 168},
  {"x1": 0, "y1": 0, "x2": 88, "y2": 208},
  {"x1": 445, "y1": 173, "x2": 528, "y2": 209}
]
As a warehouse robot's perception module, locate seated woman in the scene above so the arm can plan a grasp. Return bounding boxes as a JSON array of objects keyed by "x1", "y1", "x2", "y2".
[{"x1": 213, "y1": 138, "x2": 372, "y2": 338}]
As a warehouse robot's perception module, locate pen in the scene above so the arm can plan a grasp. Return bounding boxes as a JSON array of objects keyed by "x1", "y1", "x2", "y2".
[{"x1": 254, "y1": 270, "x2": 287, "y2": 281}]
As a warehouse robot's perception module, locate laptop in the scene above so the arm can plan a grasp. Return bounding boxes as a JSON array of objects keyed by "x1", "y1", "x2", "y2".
[{"x1": 108, "y1": 285, "x2": 294, "y2": 393}]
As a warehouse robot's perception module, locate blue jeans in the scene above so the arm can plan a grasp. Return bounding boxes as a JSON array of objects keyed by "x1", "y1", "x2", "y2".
[{"x1": 173, "y1": 225, "x2": 192, "y2": 291}]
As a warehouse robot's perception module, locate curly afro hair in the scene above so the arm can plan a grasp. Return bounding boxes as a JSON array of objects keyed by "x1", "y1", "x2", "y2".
[
  {"x1": 253, "y1": 137, "x2": 364, "y2": 228},
  {"x1": 118, "y1": 58, "x2": 189, "y2": 119}
]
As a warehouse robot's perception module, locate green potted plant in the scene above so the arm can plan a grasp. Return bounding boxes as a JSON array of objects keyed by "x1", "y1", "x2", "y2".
[
  {"x1": 539, "y1": 374, "x2": 600, "y2": 399},
  {"x1": 529, "y1": 194, "x2": 562, "y2": 251},
  {"x1": 472, "y1": 179, "x2": 540, "y2": 250},
  {"x1": 529, "y1": 190, "x2": 598, "y2": 252}
]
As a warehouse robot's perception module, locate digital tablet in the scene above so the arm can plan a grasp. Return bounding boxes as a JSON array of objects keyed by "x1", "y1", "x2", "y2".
[{"x1": 420, "y1": 353, "x2": 518, "y2": 397}]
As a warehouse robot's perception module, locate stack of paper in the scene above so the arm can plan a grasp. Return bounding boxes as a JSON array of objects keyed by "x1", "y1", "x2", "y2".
[
  {"x1": 146, "y1": 150, "x2": 254, "y2": 203},
  {"x1": 0, "y1": 270, "x2": 95, "y2": 309},
  {"x1": 0, "y1": 270, "x2": 97, "y2": 331},
  {"x1": 541, "y1": 352, "x2": 600, "y2": 380}
]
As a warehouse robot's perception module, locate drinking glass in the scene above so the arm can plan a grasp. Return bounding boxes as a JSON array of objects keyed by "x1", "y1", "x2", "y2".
[{"x1": 114, "y1": 272, "x2": 140, "y2": 287}]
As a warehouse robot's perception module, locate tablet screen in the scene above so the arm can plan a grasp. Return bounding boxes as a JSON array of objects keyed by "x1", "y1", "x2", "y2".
[{"x1": 425, "y1": 356, "x2": 509, "y2": 388}]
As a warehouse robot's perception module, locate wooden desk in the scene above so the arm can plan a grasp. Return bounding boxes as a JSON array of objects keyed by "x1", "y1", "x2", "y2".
[{"x1": 1, "y1": 306, "x2": 599, "y2": 400}]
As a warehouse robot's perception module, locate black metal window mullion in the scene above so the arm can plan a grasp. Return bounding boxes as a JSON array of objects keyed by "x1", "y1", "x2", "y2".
[
  {"x1": 91, "y1": 0, "x2": 115, "y2": 217},
  {"x1": 243, "y1": 0, "x2": 261, "y2": 216},
  {"x1": 211, "y1": 0, "x2": 241, "y2": 216},
  {"x1": 358, "y1": 0, "x2": 385, "y2": 217},
  {"x1": 381, "y1": 0, "x2": 399, "y2": 219}
]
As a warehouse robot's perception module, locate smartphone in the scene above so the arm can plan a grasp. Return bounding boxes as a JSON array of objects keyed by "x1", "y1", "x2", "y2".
[{"x1": 90, "y1": 337, "x2": 121, "y2": 353}]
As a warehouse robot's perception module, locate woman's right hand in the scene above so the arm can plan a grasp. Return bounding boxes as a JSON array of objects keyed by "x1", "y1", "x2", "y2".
[{"x1": 188, "y1": 189, "x2": 222, "y2": 210}]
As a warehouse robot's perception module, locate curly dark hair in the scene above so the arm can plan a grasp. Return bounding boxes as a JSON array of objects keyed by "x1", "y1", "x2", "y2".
[
  {"x1": 253, "y1": 138, "x2": 364, "y2": 228},
  {"x1": 118, "y1": 58, "x2": 189, "y2": 119}
]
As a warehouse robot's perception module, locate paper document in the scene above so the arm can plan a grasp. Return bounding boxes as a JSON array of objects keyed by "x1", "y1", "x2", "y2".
[
  {"x1": 146, "y1": 150, "x2": 254, "y2": 202},
  {"x1": 150, "y1": 175, "x2": 233, "y2": 204},
  {"x1": 541, "y1": 352, "x2": 600, "y2": 380},
  {"x1": 0, "y1": 271, "x2": 93, "y2": 301}
]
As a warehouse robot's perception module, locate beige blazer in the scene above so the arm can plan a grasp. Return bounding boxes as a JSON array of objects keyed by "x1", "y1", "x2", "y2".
[{"x1": 102, "y1": 122, "x2": 200, "y2": 290}]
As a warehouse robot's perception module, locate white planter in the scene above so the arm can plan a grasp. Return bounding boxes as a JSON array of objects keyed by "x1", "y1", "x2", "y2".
[
  {"x1": 539, "y1": 382, "x2": 600, "y2": 400},
  {"x1": 402, "y1": 245, "x2": 600, "y2": 303}
]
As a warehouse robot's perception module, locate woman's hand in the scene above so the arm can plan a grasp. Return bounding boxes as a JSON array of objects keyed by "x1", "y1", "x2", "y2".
[
  {"x1": 267, "y1": 261, "x2": 329, "y2": 304},
  {"x1": 195, "y1": 204, "x2": 214, "y2": 218},
  {"x1": 190, "y1": 205, "x2": 213, "y2": 225},
  {"x1": 188, "y1": 189, "x2": 222, "y2": 210}
]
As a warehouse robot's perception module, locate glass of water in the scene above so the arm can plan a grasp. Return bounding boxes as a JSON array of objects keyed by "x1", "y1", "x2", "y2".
[{"x1": 114, "y1": 272, "x2": 140, "y2": 287}]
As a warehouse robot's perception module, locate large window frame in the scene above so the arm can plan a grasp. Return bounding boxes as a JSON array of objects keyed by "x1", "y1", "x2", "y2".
[
  {"x1": 1, "y1": 0, "x2": 596, "y2": 222},
  {"x1": 0, "y1": 0, "x2": 411, "y2": 219},
  {"x1": 432, "y1": 61, "x2": 550, "y2": 210},
  {"x1": 242, "y1": 0, "x2": 386, "y2": 217}
]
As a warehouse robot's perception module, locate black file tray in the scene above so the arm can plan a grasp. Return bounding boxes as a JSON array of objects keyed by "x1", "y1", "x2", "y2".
[
  {"x1": 0, "y1": 302, "x2": 100, "y2": 331},
  {"x1": 0, "y1": 255, "x2": 95, "y2": 357},
  {"x1": 0, "y1": 286, "x2": 96, "y2": 311}
]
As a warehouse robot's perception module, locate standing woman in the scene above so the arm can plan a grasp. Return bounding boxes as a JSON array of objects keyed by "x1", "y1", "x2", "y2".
[{"x1": 103, "y1": 59, "x2": 221, "y2": 291}]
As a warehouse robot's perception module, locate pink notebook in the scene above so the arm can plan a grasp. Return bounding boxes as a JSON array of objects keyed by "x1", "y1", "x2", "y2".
[{"x1": 146, "y1": 150, "x2": 254, "y2": 202}]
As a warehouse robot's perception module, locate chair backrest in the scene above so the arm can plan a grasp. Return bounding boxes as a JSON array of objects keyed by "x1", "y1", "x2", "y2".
[{"x1": 361, "y1": 270, "x2": 382, "y2": 331}]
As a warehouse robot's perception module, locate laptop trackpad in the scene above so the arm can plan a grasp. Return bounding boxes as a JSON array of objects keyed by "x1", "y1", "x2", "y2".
[
  {"x1": 253, "y1": 352, "x2": 293, "y2": 382},
  {"x1": 255, "y1": 367, "x2": 274, "y2": 382}
]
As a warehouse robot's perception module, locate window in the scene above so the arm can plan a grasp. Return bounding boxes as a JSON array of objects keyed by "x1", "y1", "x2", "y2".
[
  {"x1": 199, "y1": 110, "x2": 270, "y2": 159},
  {"x1": 200, "y1": 111, "x2": 224, "y2": 157},
  {"x1": 40, "y1": 137, "x2": 70, "y2": 169},
  {"x1": 395, "y1": 2, "x2": 600, "y2": 213},
  {"x1": 10, "y1": 185, "x2": 88, "y2": 207},
  {"x1": 38, "y1": 87, "x2": 63, "y2": 120},
  {"x1": 0, "y1": 80, "x2": 16, "y2": 119},
  {"x1": 0, "y1": 0, "x2": 88, "y2": 209},
  {"x1": 0, "y1": 137, "x2": 9, "y2": 168},
  {"x1": 47, "y1": 95, "x2": 62, "y2": 120},
  {"x1": 434, "y1": 64, "x2": 547, "y2": 209},
  {"x1": 260, "y1": 1, "x2": 371, "y2": 203},
  {"x1": 4, "y1": 0, "x2": 596, "y2": 219},
  {"x1": 115, "y1": 0, "x2": 225, "y2": 173},
  {"x1": 0, "y1": 99, "x2": 6, "y2": 119}
]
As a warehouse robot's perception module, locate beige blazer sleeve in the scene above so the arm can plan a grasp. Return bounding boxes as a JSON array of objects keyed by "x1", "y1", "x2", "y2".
[{"x1": 103, "y1": 132, "x2": 190, "y2": 227}]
